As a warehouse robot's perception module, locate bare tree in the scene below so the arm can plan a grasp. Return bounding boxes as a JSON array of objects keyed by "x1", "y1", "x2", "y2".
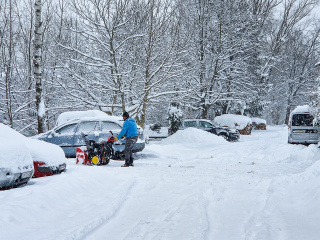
[{"x1": 34, "y1": 0, "x2": 45, "y2": 133}]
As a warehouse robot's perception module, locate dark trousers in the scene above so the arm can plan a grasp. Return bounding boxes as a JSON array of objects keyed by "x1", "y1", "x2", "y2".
[{"x1": 125, "y1": 136, "x2": 138, "y2": 165}]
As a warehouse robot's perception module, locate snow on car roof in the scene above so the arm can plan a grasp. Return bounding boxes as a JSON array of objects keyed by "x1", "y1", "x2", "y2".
[
  {"x1": 291, "y1": 105, "x2": 313, "y2": 114},
  {"x1": 55, "y1": 115, "x2": 124, "y2": 129},
  {"x1": 251, "y1": 117, "x2": 267, "y2": 124},
  {"x1": 214, "y1": 114, "x2": 252, "y2": 130},
  {"x1": 56, "y1": 110, "x2": 118, "y2": 126}
]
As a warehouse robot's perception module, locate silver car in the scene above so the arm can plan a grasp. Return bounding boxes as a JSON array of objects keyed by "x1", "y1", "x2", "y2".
[
  {"x1": 35, "y1": 117, "x2": 146, "y2": 158},
  {"x1": 0, "y1": 139, "x2": 34, "y2": 189},
  {"x1": 288, "y1": 109, "x2": 320, "y2": 144}
]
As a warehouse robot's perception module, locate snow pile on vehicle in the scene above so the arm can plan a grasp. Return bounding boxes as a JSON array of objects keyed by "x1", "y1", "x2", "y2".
[
  {"x1": 25, "y1": 138, "x2": 66, "y2": 166},
  {"x1": 0, "y1": 123, "x2": 66, "y2": 167},
  {"x1": 214, "y1": 114, "x2": 252, "y2": 130},
  {"x1": 291, "y1": 105, "x2": 312, "y2": 114},
  {"x1": 251, "y1": 117, "x2": 266, "y2": 125},
  {"x1": 0, "y1": 124, "x2": 33, "y2": 170},
  {"x1": 56, "y1": 110, "x2": 109, "y2": 126},
  {"x1": 162, "y1": 127, "x2": 226, "y2": 145}
]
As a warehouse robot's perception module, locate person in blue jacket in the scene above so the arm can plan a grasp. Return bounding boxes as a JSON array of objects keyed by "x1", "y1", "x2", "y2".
[{"x1": 117, "y1": 112, "x2": 139, "y2": 167}]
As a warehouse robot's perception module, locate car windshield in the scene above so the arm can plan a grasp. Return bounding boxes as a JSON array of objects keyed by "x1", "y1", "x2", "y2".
[
  {"x1": 55, "y1": 124, "x2": 77, "y2": 135},
  {"x1": 292, "y1": 114, "x2": 314, "y2": 126},
  {"x1": 101, "y1": 121, "x2": 121, "y2": 131},
  {"x1": 77, "y1": 121, "x2": 100, "y2": 133}
]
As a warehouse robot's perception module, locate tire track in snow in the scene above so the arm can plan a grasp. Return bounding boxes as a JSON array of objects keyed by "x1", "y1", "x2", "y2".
[
  {"x1": 61, "y1": 178, "x2": 137, "y2": 240},
  {"x1": 243, "y1": 179, "x2": 286, "y2": 240},
  {"x1": 120, "y1": 178, "x2": 212, "y2": 240}
]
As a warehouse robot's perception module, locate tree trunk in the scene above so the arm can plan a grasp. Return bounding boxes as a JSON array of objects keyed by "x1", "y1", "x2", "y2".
[
  {"x1": 5, "y1": 0, "x2": 13, "y2": 127},
  {"x1": 34, "y1": 0, "x2": 45, "y2": 133}
]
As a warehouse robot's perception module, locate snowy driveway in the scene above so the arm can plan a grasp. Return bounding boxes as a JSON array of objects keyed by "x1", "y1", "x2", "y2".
[{"x1": 1, "y1": 126, "x2": 320, "y2": 240}]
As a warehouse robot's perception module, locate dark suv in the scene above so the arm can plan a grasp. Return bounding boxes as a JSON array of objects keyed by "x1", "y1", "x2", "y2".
[{"x1": 179, "y1": 119, "x2": 240, "y2": 142}]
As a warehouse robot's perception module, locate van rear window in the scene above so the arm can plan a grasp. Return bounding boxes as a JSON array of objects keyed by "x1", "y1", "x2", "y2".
[{"x1": 292, "y1": 114, "x2": 313, "y2": 126}]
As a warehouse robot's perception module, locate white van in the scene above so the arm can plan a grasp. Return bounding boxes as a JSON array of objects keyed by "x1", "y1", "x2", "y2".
[{"x1": 288, "y1": 105, "x2": 320, "y2": 144}]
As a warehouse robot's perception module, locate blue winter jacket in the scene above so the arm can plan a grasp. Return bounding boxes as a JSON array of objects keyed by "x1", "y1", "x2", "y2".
[{"x1": 117, "y1": 118, "x2": 139, "y2": 139}]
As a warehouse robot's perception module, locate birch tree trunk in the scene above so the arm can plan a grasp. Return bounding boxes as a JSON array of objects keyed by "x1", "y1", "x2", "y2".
[{"x1": 34, "y1": 0, "x2": 45, "y2": 133}]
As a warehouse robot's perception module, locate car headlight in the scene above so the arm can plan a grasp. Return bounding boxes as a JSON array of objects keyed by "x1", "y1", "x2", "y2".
[{"x1": 0, "y1": 168, "x2": 12, "y2": 180}]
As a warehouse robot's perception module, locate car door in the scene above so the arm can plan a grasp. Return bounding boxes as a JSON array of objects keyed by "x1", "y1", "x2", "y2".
[
  {"x1": 46, "y1": 123, "x2": 78, "y2": 157},
  {"x1": 73, "y1": 120, "x2": 100, "y2": 147},
  {"x1": 198, "y1": 121, "x2": 213, "y2": 131},
  {"x1": 99, "y1": 121, "x2": 122, "y2": 140}
]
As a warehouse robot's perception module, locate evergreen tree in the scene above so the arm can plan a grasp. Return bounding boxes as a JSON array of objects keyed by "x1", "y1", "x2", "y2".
[{"x1": 168, "y1": 102, "x2": 183, "y2": 135}]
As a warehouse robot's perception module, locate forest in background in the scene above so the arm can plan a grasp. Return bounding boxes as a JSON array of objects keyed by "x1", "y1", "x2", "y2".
[{"x1": 1, "y1": 0, "x2": 320, "y2": 135}]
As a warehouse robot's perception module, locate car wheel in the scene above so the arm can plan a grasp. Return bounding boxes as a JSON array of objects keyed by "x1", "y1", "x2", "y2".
[{"x1": 218, "y1": 133, "x2": 228, "y2": 140}]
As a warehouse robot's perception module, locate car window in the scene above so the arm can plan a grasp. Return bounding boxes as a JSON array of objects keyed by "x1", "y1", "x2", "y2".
[
  {"x1": 292, "y1": 114, "x2": 313, "y2": 126},
  {"x1": 199, "y1": 121, "x2": 212, "y2": 128},
  {"x1": 77, "y1": 121, "x2": 100, "y2": 133},
  {"x1": 55, "y1": 124, "x2": 77, "y2": 135},
  {"x1": 101, "y1": 121, "x2": 122, "y2": 131},
  {"x1": 184, "y1": 121, "x2": 197, "y2": 127}
]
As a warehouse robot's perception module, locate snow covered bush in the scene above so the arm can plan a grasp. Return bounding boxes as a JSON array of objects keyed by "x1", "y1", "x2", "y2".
[
  {"x1": 214, "y1": 114, "x2": 253, "y2": 135},
  {"x1": 168, "y1": 102, "x2": 183, "y2": 135}
]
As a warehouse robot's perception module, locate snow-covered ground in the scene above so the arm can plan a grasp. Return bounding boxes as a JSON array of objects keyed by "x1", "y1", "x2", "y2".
[{"x1": 1, "y1": 126, "x2": 320, "y2": 240}]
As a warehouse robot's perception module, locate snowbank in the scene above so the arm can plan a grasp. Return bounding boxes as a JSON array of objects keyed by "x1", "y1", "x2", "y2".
[
  {"x1": 0, "y1": 123, "x2": 66, "y2": 167},
  {"x1": 162, "y1": 127, "x2": 226, "y2": 145},
  {"x1": 214, "y1": 114, "x2": 252, "y2": 130},
  {"x1": 56, "y1": 110, "x2": 109, "y2": 126}
]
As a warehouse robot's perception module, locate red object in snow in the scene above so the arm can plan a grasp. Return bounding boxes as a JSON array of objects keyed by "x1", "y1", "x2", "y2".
[
  {"x1": 33, "y1": 161, "x2": 66, "y2": 178},
  {"x1": 76, "y1": 146, "x2": 91, "y2": 165},
  {"x1": 33, "y1": 161, "x2": 53, "y2": 178}
]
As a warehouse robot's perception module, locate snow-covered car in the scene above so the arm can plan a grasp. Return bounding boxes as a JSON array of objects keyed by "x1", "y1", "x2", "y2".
[
  {"x1": 179, "y1": 119, "x2": 240, "y2": 141},
  {"x1": 28, "y1": 138, "x2": 67, "y2": 178},
  {"x1": 34, "y1": 115, "x2": 146, "y2": 158},
  {"x1": 0, "y1": 124, "x2": 34, "y2": 189},
  {"x1": 288, "y1": 105, "x2": 320, "y2": 144},
  {"x1": 214, "y1": 114, "x2": 253, "y2": 135},
  {"x1": 0, "y1": 123, "x2": 66, "y2": 182}
]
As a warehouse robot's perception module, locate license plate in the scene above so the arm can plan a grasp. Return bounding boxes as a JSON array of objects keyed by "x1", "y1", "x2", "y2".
[
  {"x1": 293, "y1": 130, "x2": 306, "y2": 133},
  {"x1": 21, "y1": 171, "x2": 32, "y2": 179}
]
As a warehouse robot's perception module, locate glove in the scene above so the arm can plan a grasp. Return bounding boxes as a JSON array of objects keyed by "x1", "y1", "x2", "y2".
[{"x1": 114, "y1": 137, "x2": 118, "y2": 141}]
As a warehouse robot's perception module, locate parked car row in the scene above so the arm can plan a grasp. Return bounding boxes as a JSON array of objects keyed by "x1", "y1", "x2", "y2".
[
  {"x1": 34, "y1": 115, "x2": 146, "y2": 159},
  {"x1": 1, "y1": 111, "x2": 147, "y2": 189}
]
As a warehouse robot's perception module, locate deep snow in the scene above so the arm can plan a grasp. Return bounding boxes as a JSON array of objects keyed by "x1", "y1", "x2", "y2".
[
  {"x1": 1, "y1": 125, "x2": 320, "y2": 240},
  {"x1": 0, "y1": 123, "x2": 66, "y2": 170}
]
